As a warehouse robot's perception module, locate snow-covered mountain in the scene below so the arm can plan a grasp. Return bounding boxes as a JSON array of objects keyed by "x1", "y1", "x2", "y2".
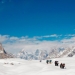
[
  {"x1": 0, "y1": 43, "x2": 14, "y2": 59},
  {"x1": 17, "y1": 49, "x2": 48, "y2": 60},
  {"x1": 56, "y1": 46, "x2": 75, "y2": 57},
  {"x1": 67, "y1": 47, "x2": 75, "y2": 57},
  {"x1": 17, "y1": 46, "x2": 75, "y2": 60},
  {"x1": 17, "y1": 47, "x2": 69, "y2": 60}
]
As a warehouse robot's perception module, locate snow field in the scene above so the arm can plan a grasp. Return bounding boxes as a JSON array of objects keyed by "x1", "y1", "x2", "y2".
[{"x1": 0, "y1": 57, "x2": 75, "y2": 75}]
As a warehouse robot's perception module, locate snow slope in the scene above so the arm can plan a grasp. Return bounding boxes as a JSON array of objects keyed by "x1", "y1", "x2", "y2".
[{"x1": 0, "y1": 57, "x2": 75, "y2": 75}]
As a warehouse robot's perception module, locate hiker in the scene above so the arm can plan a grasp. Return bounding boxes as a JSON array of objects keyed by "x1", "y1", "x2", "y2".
[
  {"x1": 60, "y1": 63, "x2": 62, "y2": 68},
  {"x1": 60, "y1": 63, "x2": 65, "y2": 69},
  {"x1": 40, "y1": 60, "x2": 42, "y2": 62},
  {"x1": 49, "y1": 60, "x2": 52, "y2": 64},
  {"x1": 55, "y1": 61, "x2": 59, "y2": 66},
  {"x1": 46, "y1": 60, "x2": 49, "y2": 64}
]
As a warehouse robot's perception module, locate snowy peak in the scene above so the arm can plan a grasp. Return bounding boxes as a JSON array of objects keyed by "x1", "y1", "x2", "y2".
[
  {"x1": 17, "y1": 46, "x2": 75, "y2": 60},
  {"x1": 17, "y1": 49, "x2": 49, "y2": 60},
  {"x1": 17, "y1": 47, "x2": 65, "y2": 60},
  {"x1": 67, "y1": 47, "x2": 75, "y2": 57},
  {"x1": 57, "y1": 46, "x2": 75, "y2": 57},
  {"x1": 0, "y1": 43, "x2": 14, "y2": 59}
]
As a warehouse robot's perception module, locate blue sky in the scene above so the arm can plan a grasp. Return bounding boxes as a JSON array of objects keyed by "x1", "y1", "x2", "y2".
[
  {"x1": 0, "y1": 0, "x2": 75, "y2": 38},
  {"x1": 0, "y1": 0, "x2": 75, "y2": 53}
]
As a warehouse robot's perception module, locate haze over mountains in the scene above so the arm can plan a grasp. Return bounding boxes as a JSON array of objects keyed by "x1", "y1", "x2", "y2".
[
  {"x1": 17, "y1": 46, "x2": 75, "y2": 60},
  {"x1": 0, "y1": 42, "x2": 75, "y2": 60}
]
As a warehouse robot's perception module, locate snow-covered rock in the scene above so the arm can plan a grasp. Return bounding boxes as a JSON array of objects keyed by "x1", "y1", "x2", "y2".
[{"x1": 0, "y1": 43, "x2": 14, "y2": 59}]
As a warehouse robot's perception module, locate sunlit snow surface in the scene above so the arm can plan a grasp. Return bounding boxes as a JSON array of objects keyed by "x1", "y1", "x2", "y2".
[{"x1": 0, "y1": 57, "x2": 75, "y2": 75}]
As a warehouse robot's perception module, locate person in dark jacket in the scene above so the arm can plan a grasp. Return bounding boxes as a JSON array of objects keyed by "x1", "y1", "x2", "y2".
[
  {"x1": 60, "y1": 63, "x2": 62, "y2": 68},
  {"x1": 60, "y1": 63, "x2": 65, "y2": 69},
  {"x1": 46, "y1": 60, "x2": 49, "y2": 64},
  {"x1": 40, "y1": 60, "x2": 42, "y2": 62},
  {"x1": 49, "y1": 60, "x2": 52, "y2": 64},
  {"x1": 55, "y1": 61, "x2": 59, "y2": 66}
]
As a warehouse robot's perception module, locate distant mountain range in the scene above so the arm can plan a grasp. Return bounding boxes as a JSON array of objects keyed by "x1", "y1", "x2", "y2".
[{"x1": 17, "y1": 46, "x2": 75, "y2": 60}]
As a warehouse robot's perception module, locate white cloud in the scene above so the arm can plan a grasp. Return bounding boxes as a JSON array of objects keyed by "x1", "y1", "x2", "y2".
[
  {"x1": 33, "y1": 34, "x2": 62, "y2": 39},
  {"x1": 0, "y1": 34, "x2": 75, "y2": 54},
  {"x1": 65, "y1": 34, "x2": 75, "y2": 37},
  {"x1": 0, "y1": 35, "x2": 9, "y2": 42},
  {"x1": 10, "y1": 37, "x2": 19, "y2": 40},
  {"x1": 49, "y1": 34, "x2": 58, "y2": 37},
  {"x1": 61, "y1": 37, "x2": 75, "y2": 43}
]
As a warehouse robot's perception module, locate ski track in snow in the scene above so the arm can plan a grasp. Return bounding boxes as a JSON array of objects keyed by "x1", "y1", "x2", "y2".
[{"x1": 0, "y1": 57, "x2": 75, "y2": 75}]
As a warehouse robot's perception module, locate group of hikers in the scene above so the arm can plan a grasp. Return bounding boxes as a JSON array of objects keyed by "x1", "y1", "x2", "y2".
[
  {"x1": 46, "y1": 59, "x2": 65, "y2": 69},
  {"x1": 46, "y1": 59, "x2": 52, "y2": 64}
]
